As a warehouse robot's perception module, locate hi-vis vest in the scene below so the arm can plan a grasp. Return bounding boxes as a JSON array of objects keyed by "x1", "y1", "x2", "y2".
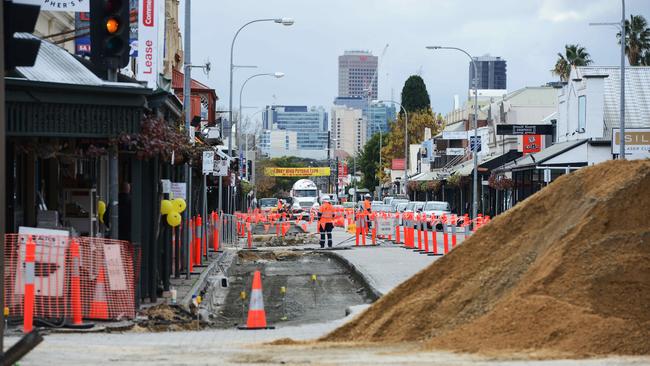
[{"x1": 319, "y1": 202, "x2": 335, "y2": 224}]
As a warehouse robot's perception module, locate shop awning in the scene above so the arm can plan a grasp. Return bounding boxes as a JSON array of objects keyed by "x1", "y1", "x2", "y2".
[{"x1": 413, "y1": 171, "x2": 442, "y2": 181}]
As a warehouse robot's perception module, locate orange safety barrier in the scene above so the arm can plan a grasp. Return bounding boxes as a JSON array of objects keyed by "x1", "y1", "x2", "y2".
[
  {"x1": 451, "y1": 215, "x2": 458, "y2": 248},
  {"x1": 23, "y1": 236, "x2": 35, "y2": 333},
  {"x1": 4, "y1": 234, "x2": 137, "y2": 323}
]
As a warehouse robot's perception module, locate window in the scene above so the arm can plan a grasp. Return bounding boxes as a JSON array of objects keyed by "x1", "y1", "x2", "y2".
[{"x1": 577, "y1": 95, "x2": 586, "y2": 132}]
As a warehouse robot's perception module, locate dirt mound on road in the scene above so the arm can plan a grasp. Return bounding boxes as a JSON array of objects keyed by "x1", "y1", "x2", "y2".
[{"x1": 323, "y1": 159, "x2": 650, "y2": 358}]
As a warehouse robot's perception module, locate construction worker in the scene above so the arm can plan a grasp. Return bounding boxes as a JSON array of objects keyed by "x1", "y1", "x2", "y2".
[
  {"x1": 363, "y1": 194, "x2": 372, "y2": 231},
  {"x1": 318, "y1": 198, "x2": 335, "y2": 248}
]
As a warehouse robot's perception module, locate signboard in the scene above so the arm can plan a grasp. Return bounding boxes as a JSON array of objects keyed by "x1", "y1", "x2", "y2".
[
  {"x1": 15, "y1": 227, "x2": 69, "y2": 297},
  {"x1": 376, "y1": 217, "x2": 395, "y2": 236},
  {"x1": 496, "y1": 124, "x2": 554, "y2": 135},
  {"x1": 161, "y1": 179, "x2": 171, "y2": 194},
  {"x1": 41, "y1": 0, "x2": 89, "y2": 12},
  {"x1": 522, "y1": 135, "x2": 543, "y2": 154},
  {"x1": 104, "y1": 244, "x2": 127, "y2": 291},
  {"x1": 391, "y1": 159, "x2": 405, "y2": 170},
  {"x1": 543, "y1": 168, "x2": 552, "y2": 183},
  {"x1": 202, "y1": 151, "x2": 215, "y2": 174},
  {"x1": 442, "y1": 131, "x2": 468, "y2": 140},
  {"x1": 264, "y1": 167, "x2": 331, "y2": 177},
  {"x1": 612, "y1": 128, "x2": 650, "y2": 159},
  {"x1": 137, "y1": 0, "x2": 161, "y2": 88},
  {"x1": 469, "y1": 136, "x2": 482, "y2": 152},
  {"x1": 170, "y1": 182, "x2": 186, "y2": 200},
  {"x1": 446, "y1": 148, "x2": 465, "y2": 156},
  {"x1": 213, "y1": 160, "x2": 229, "y2": 176}
]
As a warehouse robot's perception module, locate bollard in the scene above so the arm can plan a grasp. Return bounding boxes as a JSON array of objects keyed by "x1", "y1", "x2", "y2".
[
  {"x1": 451, "y1": 214, "x2": 458, "y2": 248},
  {"x1": 423, "y1": 214, "x2": 429, "y2": 253},
  {"x1": 212, "y1": 212, "x2": 220, "y2": 252},
  {"x1": 416, "y1": 214, "x2": 423, "y2": 251},
  {"x1": 247, "y1": 224, "x2": 253, "y2": 249},
  {"x1": 195, "y1": 215, "x2": 203, "y2": 265},
  {"x1": 431, "y1": 217, "x2": 439, "y2": 256},
  {"x1": 69, "y1": 239, "x2": 83, "y2": 326},
  {"x1": 189, "y1": 217, "x2": 195, "y2": 269},
  {"x1": 23, "y1": 236, "x2": 36, "y2": 333},
  {"x1": 355, "y1": 215, "x2": 360, "y2": 246},
  {"x1": 442, "y1": 216, "x2": 449, "y2": 255}
]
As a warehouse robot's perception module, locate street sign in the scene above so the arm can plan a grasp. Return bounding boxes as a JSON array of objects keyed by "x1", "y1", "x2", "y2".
[
  {"x1": 376, "y1": 217, "x2": 395, "y2": 236},
  {"x1": 442, "y1": 131, "x2": 468, "y2": 140},
  {"x1": 161, "y1": 179, "x2": 171, "y2": 194},
  {"x1": 170, "y1": 183, "x2": 186, "y2": 200},
  {"x1": 612, "y1": 128, "x2": 650, "y2": 159},
  {"x1": 202, "y1": 151, "x2": 215, "y2": 174},
  {"x1": 446, "y1": 148, "x2": 465, "y2": 156},
  {"x1": 544, "y1": 168, "x2": 552, "y2": 183},
  {"x1": 469, "y1": 136, "x2": 482, "y2": 152},
  {"x1": 213, "y1": 160, "x2": 229, "y2": 176},
  {"x1": 496, "y1": 124, "x2": 554, "y2": 135}
]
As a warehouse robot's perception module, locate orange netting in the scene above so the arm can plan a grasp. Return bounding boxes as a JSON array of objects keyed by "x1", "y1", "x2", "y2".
[{"x1": 4, "y1": 234, "x2": 138, "y2": 321}]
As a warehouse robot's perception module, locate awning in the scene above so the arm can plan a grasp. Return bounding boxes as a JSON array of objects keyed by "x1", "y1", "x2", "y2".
[
  {"x1": 413, "y1": 171, "x2": 442, "y2": 181},
  {"x1": 496, "y1": 139, "x2": 588, "y2": 172},
  {"x1": 477, "y1": 150, "x2": 522, "y2": 173}
]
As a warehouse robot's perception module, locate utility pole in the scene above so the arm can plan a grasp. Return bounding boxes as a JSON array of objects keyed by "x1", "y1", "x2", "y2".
[
  {"x1": 620, "y1": 0, "x2": 626, "y2": 159},
  {"x1": 1, "y1": 1, "x2": 5, "y2": 353},
  {"x1": 183, "y1": 0, "x2": 192, "y2": 279}
]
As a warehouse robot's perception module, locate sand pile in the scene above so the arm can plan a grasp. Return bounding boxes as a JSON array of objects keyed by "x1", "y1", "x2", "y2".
[{"x1": 323, "y1": 159, "x2": 650, "y2": 357}]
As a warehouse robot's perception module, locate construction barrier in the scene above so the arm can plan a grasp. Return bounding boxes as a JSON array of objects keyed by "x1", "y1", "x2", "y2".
[{"x1": 3, "y1": 233, "x2": 138, "y2": 324}]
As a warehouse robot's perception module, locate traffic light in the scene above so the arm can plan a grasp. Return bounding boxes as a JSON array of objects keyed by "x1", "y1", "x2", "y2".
[
  {"x1": 90, "y1": 0, "x2": 129, "y2": 70},
  {"x1": 3, "y1": 1, "x2": 42, "y2": 70}
]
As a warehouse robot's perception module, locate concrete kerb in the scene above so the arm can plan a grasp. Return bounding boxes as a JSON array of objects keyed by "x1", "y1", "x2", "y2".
[{"x1": 181, "y1": 249, "x2": 233, "y2": 312}]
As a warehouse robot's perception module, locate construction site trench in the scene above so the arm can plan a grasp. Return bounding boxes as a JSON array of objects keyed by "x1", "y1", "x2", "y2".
[{"x1": 209, "y1": 250, "x2": 376, "y2": 329}]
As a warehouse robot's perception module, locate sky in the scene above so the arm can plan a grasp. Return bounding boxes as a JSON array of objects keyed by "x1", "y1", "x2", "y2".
[{"x1": 181, "y1": 0, "x2": 650, "y2": 124}]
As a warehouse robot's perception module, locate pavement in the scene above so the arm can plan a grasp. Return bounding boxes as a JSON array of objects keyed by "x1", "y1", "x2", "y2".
[{"x1": 4, "y1": 225, "x2": 649, "y2": 365}]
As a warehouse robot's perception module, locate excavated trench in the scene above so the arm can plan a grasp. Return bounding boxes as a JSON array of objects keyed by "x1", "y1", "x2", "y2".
[{"x1": 210, "y1": 250, "x2": 375, "y2": 328}]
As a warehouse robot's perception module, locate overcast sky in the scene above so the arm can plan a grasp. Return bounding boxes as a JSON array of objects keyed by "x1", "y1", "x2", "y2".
[{"x1": 181, "y1": 0, "x2": 649, "y2": 123}]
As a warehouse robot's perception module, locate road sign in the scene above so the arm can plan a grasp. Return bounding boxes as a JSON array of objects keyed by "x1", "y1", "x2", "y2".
[
  {"x1": 469, "y1": 136, "x2": 482, "y2": 152},
  {"x1": 496, "y1": 124, "x2": 554, "y2": 135},
  {"x1": 612, "y1": 128, "x2": 650, "y2": 160},
  {"x1": 202, "y1": 151, "x2": 215, "y2": 174},
  {"x1": 376, "y1": 217, "x2": 395, "y2": 236},
  {"x1": 170, "y1": 183, "x2": 186, "y2": 200}
]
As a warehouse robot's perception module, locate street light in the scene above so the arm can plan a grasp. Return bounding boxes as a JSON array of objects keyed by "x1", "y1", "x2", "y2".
[
  {"x1": 426, "y1": 45, "x2": 479, "y2": 222},
  {"x1": 226, "y1": 17, "x2": 293, "y2": 213},
  {"x1": 589, "y1": 0, "x2": 626, "y2": 159},
  {"x1": 373, "y1": 100, "x2": 408, "y2": 195},
  {"x1": 238, "y1": 71, "x2": 284, "y2": 180}
]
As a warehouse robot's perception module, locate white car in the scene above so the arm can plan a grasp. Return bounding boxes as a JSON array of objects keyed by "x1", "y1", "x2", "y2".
[{"x1": 421, "y1": 201, "x2": 452, "y2": 230}]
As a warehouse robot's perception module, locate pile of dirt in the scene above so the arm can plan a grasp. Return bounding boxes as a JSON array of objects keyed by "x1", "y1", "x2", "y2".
[
  {"x1": 323, "y1": 159, "x2": 650, "y2": 358},
  {"x1": 238, "y1": 250, "x2": 303, "y2": 262},
  {"x1": 135, "y1": 304, "x2": 204, "y2": 332}
]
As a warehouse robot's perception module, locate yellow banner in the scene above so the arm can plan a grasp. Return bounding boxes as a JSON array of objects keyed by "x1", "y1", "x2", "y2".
[{"x1": 264, "y1": 167, "x2": 331, "y2": 177}]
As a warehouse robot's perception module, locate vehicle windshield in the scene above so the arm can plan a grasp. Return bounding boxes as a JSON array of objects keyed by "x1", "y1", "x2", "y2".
[
  {"x1": 259, "y1": 198, "x2": 278, "y2": 207},
  {"x1": 425, "y1": 202, "x2": 450, "y2": 211},
  {"x1": 293, "y1": 189, "x2": 318, "y2": 197},
  {"x1": 405, "y1": 202, "x2": 415, "y2": 211}
]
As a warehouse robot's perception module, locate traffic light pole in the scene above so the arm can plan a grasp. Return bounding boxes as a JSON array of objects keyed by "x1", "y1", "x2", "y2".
[
  {"x1": 1, "y1": 1, "x2": 6, "y2": 355},
  {"x1": 183, "y1": 0, "x2": 192, "y2": 279}
]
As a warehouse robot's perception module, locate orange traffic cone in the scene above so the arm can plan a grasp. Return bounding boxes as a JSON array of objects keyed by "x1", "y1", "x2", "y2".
[
  {"x1": 239, "y1": 270, "x2": 274, "y2": 329},
  {"x1": 89, "y1": 267, "x2": 109, "y2": 320}
]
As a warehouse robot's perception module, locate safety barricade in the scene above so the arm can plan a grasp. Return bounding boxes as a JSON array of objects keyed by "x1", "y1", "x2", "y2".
[{"x1": 3, "y1": 233, "x2": 138, "y2": 324}]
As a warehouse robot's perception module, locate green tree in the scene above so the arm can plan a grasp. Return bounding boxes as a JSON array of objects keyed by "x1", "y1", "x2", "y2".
[
  {"x1": 254, "y1": 156, "x2": 318, "y2": 197},
  {"x1": 617, "y1": 14, "x2": 650, "y2": 66},
  {"x1": 401, "y1": 75, "x2": 431, "y2": 113},
  {"x1": 552, "y1": 44, "x2": 593, "y2": 81},
  {"x1": 358, "y1": 133, "x2": 382, "y2": 190}
]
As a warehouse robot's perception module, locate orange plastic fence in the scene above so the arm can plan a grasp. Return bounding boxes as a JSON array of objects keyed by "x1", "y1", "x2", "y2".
[{"x1": 3, "y1": 234, "x2": 137, "y2": 322}]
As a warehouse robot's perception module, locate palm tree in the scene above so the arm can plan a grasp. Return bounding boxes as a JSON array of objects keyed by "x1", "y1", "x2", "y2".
[
  {"x1": 552, "y1": 44, "x2": 593, "y2": 81},
  {"x1": 617, "y1": 15, "x2": 650, "y2": 66},
  {"x1": 642, "y1": 51, "x2": 650, "y2": 66}
]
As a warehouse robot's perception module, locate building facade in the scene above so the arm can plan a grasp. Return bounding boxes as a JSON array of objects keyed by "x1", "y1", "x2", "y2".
[
  {"x1": 262, "y1": 105, "x2": 329, "y2": 159},
  {"x1": 469, "y1": 55, "x2": 507, "y2": 90},
  {"x1": 259, "y1": 130, "x2": 298, "y2": 158},
  {"x1": 34, "y1": 11, "x2": 75, "y2": 53},
  {"x1": 338, "y1": 50, "x2": 378, "y2": 99},
  {"x1": 331, "y1": 106, "x2": 365, "y2": 158}
]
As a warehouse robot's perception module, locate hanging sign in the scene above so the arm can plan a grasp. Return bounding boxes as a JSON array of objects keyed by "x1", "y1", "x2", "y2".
[{"x1": 137, "y1": 0, "x2": 160, "y2": 88}]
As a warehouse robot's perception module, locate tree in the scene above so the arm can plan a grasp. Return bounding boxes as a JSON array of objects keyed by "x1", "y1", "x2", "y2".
[
  {"x1": 358, "y1": 133, "x2": 381, "y2": 190},
  {"x1": 617, "y1": 14, "x2": 650, "y2": 66},
  {"x1": 401, "y1": 75, "x2": 430, "y2": 113},
  {"x1": 254, "y1": 156, "x2": 318, "y2": 198},
  {"x1": 552, "y1": 44, "x2": 593, "y2": 81}
]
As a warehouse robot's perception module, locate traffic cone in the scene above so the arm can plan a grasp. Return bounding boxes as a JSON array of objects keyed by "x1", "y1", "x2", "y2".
[
  {"x1": 238, "y1": 270, "x2": 274, "y2": 330},
  {"x1": 89, "y1": 267, "x2": 109, "y2": 320}
]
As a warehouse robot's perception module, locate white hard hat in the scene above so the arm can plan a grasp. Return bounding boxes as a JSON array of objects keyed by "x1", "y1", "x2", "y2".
[{"x1": 365, "y1": 194, "x2": 371, "y2": 198}]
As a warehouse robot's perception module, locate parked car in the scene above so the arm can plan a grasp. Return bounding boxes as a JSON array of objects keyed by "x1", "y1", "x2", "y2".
[
  {"x1": 389, "y1": 198, "x2": 409, "y2": 211},
  {"x1": 403, "y1": 201, "x2": 425, "y2": 214},
  {"x1": 422, "y1": 201, "x2": 452, "y2": 230},
  {"x1": 259, "y1": 197, "x2": 279, "y2": 213}
]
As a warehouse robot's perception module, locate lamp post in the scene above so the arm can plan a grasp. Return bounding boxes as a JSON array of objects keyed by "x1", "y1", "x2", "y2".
[
  {"x1": 373, "y1": 100, "x2": 408, "y2": 195},
  {"x1": 426, "y1": 46, "x2": 479, "y2": 222},
  {"x1": 238, "y1": 72, "x2": 284, "y2": 209},
  {"x1": 227, "y1": 17, "x2": 293, "y2": 213},
  {"x1": 589, "y1": 0, "x2": 626, "y2": 159}
]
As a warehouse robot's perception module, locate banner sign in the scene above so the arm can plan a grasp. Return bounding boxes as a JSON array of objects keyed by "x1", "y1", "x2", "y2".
[
  {"x1": 137, "y1": 0, "x2": 160, "y2": 88},
  {"x1": 496, "y1": 124, "x2": 554, "y2": 135},
  {"x1": 15, "y1": 227, "x2": 69, "y2": 297},
  {"x1": 612, "y1": 128, "x2": 650, "y2": 159},
  {"x1": 442, "y1": 131, "x2": 468, "y2": 140},
  {"x1": 264, "y1": 167, "x2": 331, "y2": 177},
  {"x1": 104, "y1": 244, "x2": 127, "y2": 291}
]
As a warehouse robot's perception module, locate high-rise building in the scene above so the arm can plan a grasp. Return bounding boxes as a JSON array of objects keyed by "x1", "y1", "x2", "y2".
[
  {"x1": 469, "y1": 55, "x2": 507, "y2": 90},
  {"x1": 334, "y1": 96, "x2": 396, "y2": 140},
  {"x1": 262, "y1": 105, "x2": 329, "y2": 159},
  {"x1": 338, "y1": 50, "x2": 378, "y2": 99},
  {"x1": 331, "y1": 106, "x2": 365, "y2": 158},
  {"x1": 259, "y1": 130, "x2": 298, "y2": 158}
]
